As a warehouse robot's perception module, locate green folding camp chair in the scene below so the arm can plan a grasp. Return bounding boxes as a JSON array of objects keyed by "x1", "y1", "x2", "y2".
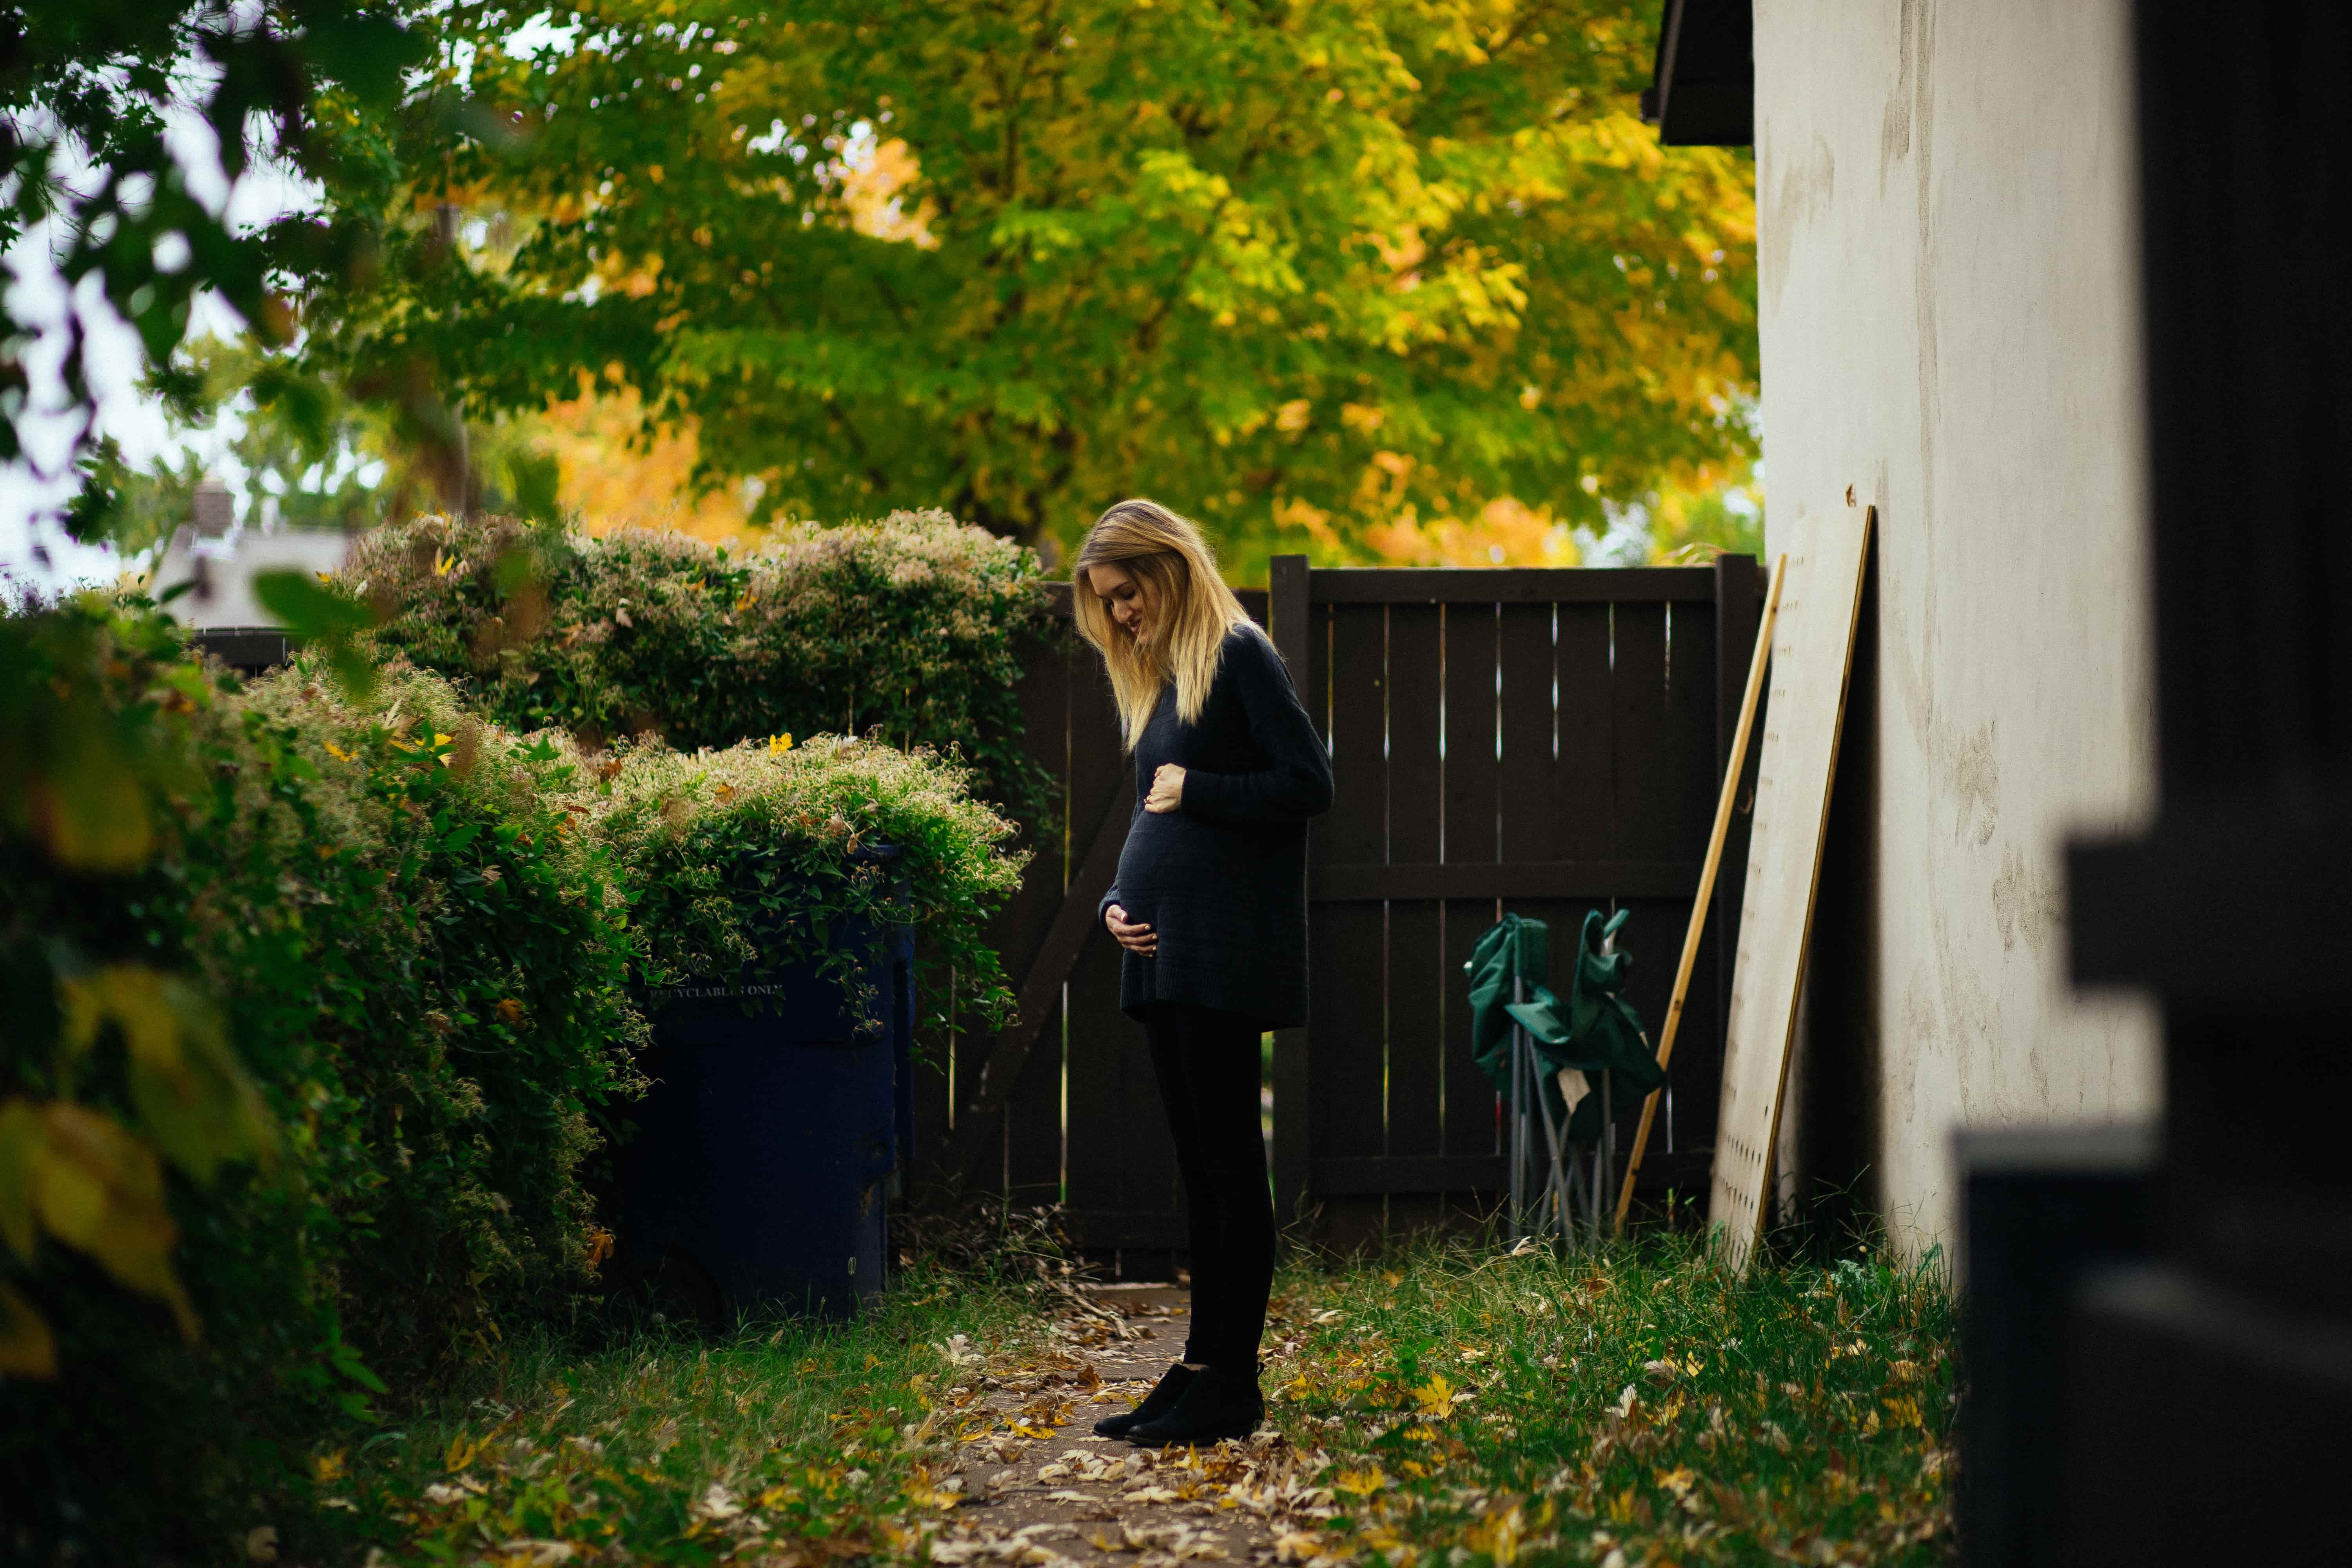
[{"x1": 1465, "y1": 909, "x2": 1664, "y2": 1246}]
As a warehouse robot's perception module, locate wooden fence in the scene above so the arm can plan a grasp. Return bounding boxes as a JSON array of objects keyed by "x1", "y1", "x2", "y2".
[{"x1": 912, "y1": 555, "x2": 1765, "y2": 1271}]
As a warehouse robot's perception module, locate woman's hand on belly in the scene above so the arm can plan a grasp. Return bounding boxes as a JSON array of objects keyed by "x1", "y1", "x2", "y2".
[
  {"x1": 1105, "y1": 903, "x2": 1158, "y2": 956},
  {"x1": 1144, "y1": 763, "x2": 1185, "y2": 814}
]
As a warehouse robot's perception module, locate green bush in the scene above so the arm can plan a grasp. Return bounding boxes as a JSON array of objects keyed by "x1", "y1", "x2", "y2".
[
  {"x1": 1, "y1": 602, "x2": 648, "y2": 1556},
  {"x1": 1, "y1": 590, "x2": 1029, "y2": 1560},
  {"x1": 345, "y1": 510, "x2": 1051, "y2": 804},
  {"x1": 580, "y1": 733, "x2": 1025, "y2": 1029}
]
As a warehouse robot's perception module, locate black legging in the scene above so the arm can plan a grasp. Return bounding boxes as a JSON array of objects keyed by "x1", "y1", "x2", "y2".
[{"x1": 1138, "y1": 1003, "x2": 1276, "y2": 1373}]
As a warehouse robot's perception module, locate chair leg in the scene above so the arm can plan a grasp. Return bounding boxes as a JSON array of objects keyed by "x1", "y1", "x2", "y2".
[
  {"x1": 1533, "y1": 1067, "x2": 1570, "y2": 1249},
  {"x1": 1508, "y1": 977, "x2": 1528, "y2": 1243}
]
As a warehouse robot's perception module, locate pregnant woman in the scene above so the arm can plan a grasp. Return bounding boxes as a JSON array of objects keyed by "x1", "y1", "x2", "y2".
[{"x1": 1071, "y1": 498, "x2": 1334, "y2": 1448}]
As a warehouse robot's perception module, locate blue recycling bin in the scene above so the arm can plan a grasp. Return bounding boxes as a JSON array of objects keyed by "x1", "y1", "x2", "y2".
[{"x1": 617, "y1": 879, "x2": 915, "y2": 1320}]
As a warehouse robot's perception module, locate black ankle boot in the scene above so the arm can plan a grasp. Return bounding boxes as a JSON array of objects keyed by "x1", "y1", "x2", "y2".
[
  {"x1": 1123, "y1": 1366, "x2": 1264, "y2": 1448},
  {"x1": 1093, "y1": 1362, "x2": 1197, "y2": 1438}
]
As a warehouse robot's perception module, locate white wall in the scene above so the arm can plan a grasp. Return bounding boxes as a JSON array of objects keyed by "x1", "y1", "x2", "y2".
[
  {"x1": 149, "y1": 526, "x2": 355, "y2": 630},
  {"x1": 1753, "y1": 0, "x2": 2160, "y2": 1253}
]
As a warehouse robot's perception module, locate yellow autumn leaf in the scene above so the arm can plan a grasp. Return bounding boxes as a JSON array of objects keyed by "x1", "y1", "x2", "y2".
[
  {"x1": 1412, "y1": 1372, "x2": 1457, "y2": 1416},
  {"x1": 768, "y1": 733, "x2": 795, "y2": 755},
  {"x1": 0, "y1": 1099, "x2": 38, "y2": 1262},
  {"x1": 28, "y1": 1101, "x2": 198, "y2": 1340},
  {"x1": 58, "y1": 965, "x2": 275, "y2": 1184},
  {"x1": 1464, "y1": 1503, "x2": 1525, "y2": 1566},
  {"x1": 0, "y1": 1280, "x2": 57, "y2": 1378},
  {"x1": 1333, "y1": 1468, "x2": 1387, "y2": 1496}
]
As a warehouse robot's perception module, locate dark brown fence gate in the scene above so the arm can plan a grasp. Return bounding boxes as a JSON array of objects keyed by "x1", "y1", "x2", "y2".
[{"x1": 909, "y1": 557, "x2": 1762, "y2": 1270}]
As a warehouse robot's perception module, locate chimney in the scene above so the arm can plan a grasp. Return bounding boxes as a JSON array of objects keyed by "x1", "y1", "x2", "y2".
[{"x1": 191, "y1": 477, "x2": 233, "y2": 539}]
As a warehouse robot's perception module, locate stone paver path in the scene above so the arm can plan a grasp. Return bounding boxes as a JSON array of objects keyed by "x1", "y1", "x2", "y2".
[{"x1": 920, "y1": 1286, "x2": 1338, "y2": 1568}]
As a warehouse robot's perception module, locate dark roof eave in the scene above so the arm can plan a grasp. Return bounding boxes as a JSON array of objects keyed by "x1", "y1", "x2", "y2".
[{"x1": 1644, "y1": 0, "x2": 1753, "y2": 147}]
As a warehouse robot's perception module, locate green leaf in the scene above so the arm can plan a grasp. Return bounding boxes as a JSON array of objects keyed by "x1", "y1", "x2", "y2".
[
  {"x1": 252, "y1": 570, "x2": 374, "y2": 640},
  {"x1": 299, "y1": 12, "x2": 428, "y2": 109},
  {"x1": 252, "y1": 568, "x2": 382, "y2": 698}
]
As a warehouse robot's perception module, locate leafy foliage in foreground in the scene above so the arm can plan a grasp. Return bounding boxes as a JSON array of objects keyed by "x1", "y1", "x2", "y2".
[
  {"x1": 1, "y1": 605, "x2": 646, "y2": 1555},
  {"x1": 1260, "y1": 1236, "x2": 1956, "y2": 1565},
  {"x1": 347, "y1": 510, "x2": 1051, "y2": 804},
  {"x1": 0, "y1": 596, "x2": 1027, "y2": 1560}
]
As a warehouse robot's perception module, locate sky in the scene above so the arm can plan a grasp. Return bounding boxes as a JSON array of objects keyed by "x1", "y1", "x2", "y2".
[
  {"x1": 1, "y1": 70, "x2": 320, "y2": 594},
  {"x1": 0, "y1": 15, "x2": 599, "y2": 597}
]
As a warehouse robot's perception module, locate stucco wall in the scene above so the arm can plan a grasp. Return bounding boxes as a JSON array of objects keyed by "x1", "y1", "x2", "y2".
[{"x1": 1752, "y1": 0, "x2": 2161, "y2": 1254}]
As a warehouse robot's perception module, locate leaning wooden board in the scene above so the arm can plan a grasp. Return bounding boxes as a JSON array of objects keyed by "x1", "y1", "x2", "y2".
[{"x1": 1709, "y1": 505, "x2": 1875, "y2": 1271}]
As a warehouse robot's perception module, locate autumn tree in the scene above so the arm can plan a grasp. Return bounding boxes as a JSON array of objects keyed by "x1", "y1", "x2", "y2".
[{"x1": 336, "y1": 0, "x2": 1756, "y2": 568}]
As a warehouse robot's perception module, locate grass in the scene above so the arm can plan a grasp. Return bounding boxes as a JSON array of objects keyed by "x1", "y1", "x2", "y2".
[
  {"x1": 297, "y1": 1227, "x2": 1955, "y2": 1567},
  {"x1": 1259, "y1": 1231, "x2": 1956, "y2": 1567},
  {"x1": 298, "y1": 1261, "x2": 1036, "y2": 1565}
]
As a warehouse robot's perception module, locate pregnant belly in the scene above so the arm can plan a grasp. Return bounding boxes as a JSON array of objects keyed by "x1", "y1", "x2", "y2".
[{"x1": 1114, "y1": 812, "x2": 1254, "y2": 905}]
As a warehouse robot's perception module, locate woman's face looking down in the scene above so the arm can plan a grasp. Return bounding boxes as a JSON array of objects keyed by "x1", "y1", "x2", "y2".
[{"x1": 1087, "y1": 560, "x2": 1159, "y2": 648}]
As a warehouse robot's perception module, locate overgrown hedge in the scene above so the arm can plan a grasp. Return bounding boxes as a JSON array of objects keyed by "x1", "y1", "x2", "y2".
[
  {"x1": 0, "y1": 592, "x2": 1022, "y2": 1561},
  {"x1": 588, "y1": 732, "x2": 1023, "y2": 1016},
  {"x1": 345, "y1": 510, "x2": 1051, "y2": 804}
]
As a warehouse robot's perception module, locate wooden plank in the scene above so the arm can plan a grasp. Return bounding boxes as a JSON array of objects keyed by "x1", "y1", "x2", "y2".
[
  {"x1": 1661, "y1": 599, "x2": 1721, "y2": 860},
  {"x1": 1321, "y1": 604, "x2": 1389, "y2": 867},
  {"x1": 934, "y1": 622, "x2": 1076, "y2": 1201},
  {"x1": 1711, "y1": 507, "x2": 1875, "y2": 1271},
  {"x1": 1000, "y1": 635, "x2": 1095, "y2": 1205},
  {"x1": 1312, "y1": 1156, "x2": 1512, "y2": 1194},
  {"x1": 1311, "y1": 859, "x2": 1704, "y2": 902},
  {"x1": 1267, "y1": 557, "x2": 1315, "y2": 1224},
  {"x1": 1002, "y1": 993, "x2": 1066, "y2": 1204},
  {"x1": 1443, "y1": 602, "x2": 1501, "y2": 868},
  {"x1": 948, "y1": 770, "x2": 1135, "y2": 1189},
  {"x1": 1312, "y1": 604, "x2": 1391, "y2": 1173},
  {"x1": 1385, "y1": 605, "x2": 1446, "y2": 1163},
  {"x1": 1389, "y1": 606, "x2": 1445, "y2": 866},
  {"x1": 1706, "y1": 553, "x2": 1764, "y2": 1157},
  {"x1": 1608, "y1": 601, "x2": 1677, "y2": 862},
  {"x1": 1053, "y1": 639, "x2": 1150, "y2": 1234},
  {"x1": 1310, "y1": 568, "x2": 1719, "y2": 604},
  {"x1": 1063, "y1": 906, "x2": 1143, "y2": 1238},
  {"x1": 1497, "y1": 604, "x2": 1561, "y2": 864},
  {"x1": 1553, "y1": 603, "x2": 1617, "y2": 860},
  {"x1": 1439, "y1": 600, "x2": 1504, "y2": 1172},
  {"x1": 1439, "y1": 898, "x2": 1501, "y2": 1158}
]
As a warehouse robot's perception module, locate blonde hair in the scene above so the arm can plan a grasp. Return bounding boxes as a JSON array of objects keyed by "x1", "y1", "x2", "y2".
[{"x1": 1072, "y1": 499, "x2": 1254, "y2": 750}]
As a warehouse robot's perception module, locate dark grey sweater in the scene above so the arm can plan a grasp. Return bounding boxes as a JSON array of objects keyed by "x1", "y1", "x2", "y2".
[{"x1": 1098, "y1": 625, "x2": 1334, "y2": 1027}]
